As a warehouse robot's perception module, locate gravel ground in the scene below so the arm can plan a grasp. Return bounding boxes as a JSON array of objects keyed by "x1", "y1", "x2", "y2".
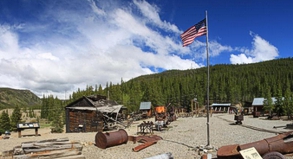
[{"x1": 1, "y1": 113, "x2": 293, "y2": 159}]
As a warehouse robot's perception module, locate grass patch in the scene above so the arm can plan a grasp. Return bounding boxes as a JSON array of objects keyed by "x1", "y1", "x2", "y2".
[{"x1": 39, "y1": 120, "x2": 51, "y2": 128}]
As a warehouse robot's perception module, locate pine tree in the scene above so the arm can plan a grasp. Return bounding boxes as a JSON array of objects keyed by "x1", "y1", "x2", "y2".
[
  {"x1": 274, "y1": 84, "x2": 284, "y2": 116},
  {"x1": 41, "y1": 94, "x2": 48, "y2": 119},
  {"x1": 283, "y1": 80, "x2": 293, "y2": 119},
  {"x1": 50, "y1": 97, "x2": 64, "y2": 133},
  {"x1": 263, "y1": 86, "x2": 274, "y2": 116},
  {"x1": 10, "y1": 106, "x2": 22, "y2": 131},
  {"x1": 0, "y1": 110, "x2": 11, "y2": 132}
]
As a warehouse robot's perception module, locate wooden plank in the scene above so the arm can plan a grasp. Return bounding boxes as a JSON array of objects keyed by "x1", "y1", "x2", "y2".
[
  {"x1": 22, "y1": 141, "x2": 74, "y2": 148},
  {"x1": 21, "y1": 138, "x2": 69, "y2": 144},
  {"x1": 54, "y1": 154, "x2": 85, "y2": 159},
  {"x1": 23, "y1": 145, "x2": 72, "y2": 152},
  {"x1": 14, "y1": 148, "x2": 82, "y2": 159},
  {"x1": 23, "y1": 144, "x2": 82, "y2": 153},
  {"x1": 13, "y1": 147, "x2": 24, "y2": 156}
]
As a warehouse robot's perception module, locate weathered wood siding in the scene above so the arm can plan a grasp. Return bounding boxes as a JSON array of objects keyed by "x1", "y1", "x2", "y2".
[{"x1": 66, "y1": 109, "x2": 103, "y2": 133}]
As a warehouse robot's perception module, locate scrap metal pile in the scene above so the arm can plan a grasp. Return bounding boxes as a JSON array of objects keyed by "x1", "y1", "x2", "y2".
[
  {"x1": 217, "y1": 131, "x2": 293, "y2": 159},
  {"x1": 154, "y1": 103, "x2": 177, "y2": 131},
  {"x1": 95, "y1": 129, "x2": 163, "y2": 152}
]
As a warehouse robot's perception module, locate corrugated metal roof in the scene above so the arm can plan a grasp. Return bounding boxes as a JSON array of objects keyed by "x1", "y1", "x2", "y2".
[
  {"x1": 65, "y1": 96, "x2": 118, "y2": 108},
  {"x1": 211, "y1": 103, "x2": 231, "y2": 107},
  {"x1": 139, "y1": 102, "x2": 151, "y2": 110},
  {"x1": 252, "y1": 97, "x2": 277, "y2": 106},
  {"x1": 67, "y1": 105, "x2": 123, "y2": 113}
]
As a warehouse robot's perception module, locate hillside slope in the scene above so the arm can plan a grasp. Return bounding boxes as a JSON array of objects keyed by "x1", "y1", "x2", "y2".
[{"x1": 0, "y1": 88, "x2": 41, "y2": 109}]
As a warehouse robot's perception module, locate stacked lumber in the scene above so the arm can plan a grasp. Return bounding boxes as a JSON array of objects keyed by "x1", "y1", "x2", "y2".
[{"x1": 1, "y1": 137, "x2": 85, "y2": 159}]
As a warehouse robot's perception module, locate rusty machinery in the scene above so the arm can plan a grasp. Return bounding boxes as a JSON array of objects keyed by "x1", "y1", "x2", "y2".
[
  {"x1": 154, "y1": 105, "x2": 168, "y2": 131},
  {"x1": 137, "y1": 121, "x2": 154, "y2": 135},
  {"x1": 217, "y1": 131, "x2": 293, "y2": 159},
  {"x1": 231, "y1": 106, "x2": 244, "y2": 125},
  {"x1": 166, "y1": 103, "x2": 176, "y2": 122}
]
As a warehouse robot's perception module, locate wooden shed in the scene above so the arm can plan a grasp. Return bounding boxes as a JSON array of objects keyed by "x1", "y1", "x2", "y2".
[
  {"x1": 65, "y1": 95, "x2": 125, "y2": 133},
  {"x1": 139, "y1": 102, "x2": 152, "y2": 118},
  {"x1": 252, "y1": 97, "x2": 277, "y2": 117},
  {"x1": 211, "y1": 103, "x2": 232, "y2": 113}
]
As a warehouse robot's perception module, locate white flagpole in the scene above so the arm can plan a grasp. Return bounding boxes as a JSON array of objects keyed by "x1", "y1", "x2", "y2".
[{"x1": 205, "y1": 10, "x2": 210, "y2": 146}]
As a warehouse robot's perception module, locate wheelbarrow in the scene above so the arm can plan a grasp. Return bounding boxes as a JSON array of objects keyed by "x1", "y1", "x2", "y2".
[{"x1": 234, "y1": 114, "x2": 243, "y2": 125}]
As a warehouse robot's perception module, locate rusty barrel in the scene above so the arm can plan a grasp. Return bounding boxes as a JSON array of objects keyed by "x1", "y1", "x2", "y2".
[{"x1": 95, "y1": 129, "x2": 128, "y2": 149}]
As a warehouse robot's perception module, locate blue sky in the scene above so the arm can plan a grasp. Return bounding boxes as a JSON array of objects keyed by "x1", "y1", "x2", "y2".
[{"x1": 0, "y1": 0, "x2": 292, "y2": 99}]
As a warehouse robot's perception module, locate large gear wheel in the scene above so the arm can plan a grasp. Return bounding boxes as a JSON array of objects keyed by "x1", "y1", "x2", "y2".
[{"x1": 262, "y1": 152, "x2": 285, "y2": 159}]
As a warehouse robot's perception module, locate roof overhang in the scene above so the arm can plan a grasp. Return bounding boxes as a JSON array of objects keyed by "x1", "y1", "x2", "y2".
[{"x1": 66, "y1": 105, "x2": 124, "y2": 113}]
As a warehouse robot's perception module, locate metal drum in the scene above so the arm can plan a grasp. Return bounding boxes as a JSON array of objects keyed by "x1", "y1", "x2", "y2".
[{"x1": 95, "y1": 129, "x2": 128, "y2": 149}]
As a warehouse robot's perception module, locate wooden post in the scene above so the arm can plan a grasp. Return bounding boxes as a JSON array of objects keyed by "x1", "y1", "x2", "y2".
[
  {"x1": 18, "y1": 129, "x2": 21, "y2": 138},
  {"x1": 35, "y1": 128, "x2": 38, "y2": 136}
]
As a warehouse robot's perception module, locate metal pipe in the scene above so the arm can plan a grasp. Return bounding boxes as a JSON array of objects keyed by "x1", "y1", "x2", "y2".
[
  {"x1": 144, "y1": 152, "x2": 173, "y2": 159},
  {"x1": 145, "y1": 152, "x2": 173, "y2": 159},
  {"x1": 217, "y1": 131, "x2": 293, "y2": 158},
  {"x1": 132, "y1": 141, "x2": 157, "y2": 152}
]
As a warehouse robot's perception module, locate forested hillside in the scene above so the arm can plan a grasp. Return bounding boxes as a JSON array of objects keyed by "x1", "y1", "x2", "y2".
[
  {"x1": 2, "y1": 58, "x2": 293, "y2": 113},
  {"x1": 3, "y1": 58, "x2": 292, "y2": 133},
  {"x1": 68, "y1": 57, "x2": 293, "y2": 112},
  {"x1": 0, "y1": 88, "x2": 42, "y2": 109}
]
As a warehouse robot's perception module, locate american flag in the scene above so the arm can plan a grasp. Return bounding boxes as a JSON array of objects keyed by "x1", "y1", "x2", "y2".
[{"x1": 180, "y1": 19, "x2": 207, "y2": 47}]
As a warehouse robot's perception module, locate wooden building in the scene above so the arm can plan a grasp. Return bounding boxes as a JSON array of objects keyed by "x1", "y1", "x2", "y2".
[
  {"x1": 139, "y1": 102, "x2": 152, "y2": 118},
  {"x1": 211, "y1": 103, "x2": 232, "y2": 113},
  {"x1": 252, "y1": 97, "x2": 277, "y2": 116},
  {"x1": 65, "y1": 95, "x2": 125, "y2": 133},
  {"x1": 243, "y1": 101, "x2": 253, "y2": 115}
]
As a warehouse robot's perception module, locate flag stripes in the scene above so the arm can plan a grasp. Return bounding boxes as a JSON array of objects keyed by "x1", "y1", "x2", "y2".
[{"x1": 180, "y1": 19, "x2": 207, "y2": 47}]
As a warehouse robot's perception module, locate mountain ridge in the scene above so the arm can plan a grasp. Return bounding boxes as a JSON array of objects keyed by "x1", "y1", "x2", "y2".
[{"x1": 0, "y1": 88, "x2": 42, "y2": 109}]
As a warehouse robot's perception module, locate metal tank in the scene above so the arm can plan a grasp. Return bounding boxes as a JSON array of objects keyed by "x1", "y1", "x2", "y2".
[{"x1": 95, "y1": 129, "x2": 128, "y2": 149}]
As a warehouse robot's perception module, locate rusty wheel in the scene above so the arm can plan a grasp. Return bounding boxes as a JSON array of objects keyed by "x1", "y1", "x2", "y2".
[{"x1": 262, "y1": 152, "x2": 285, "y2": 159}]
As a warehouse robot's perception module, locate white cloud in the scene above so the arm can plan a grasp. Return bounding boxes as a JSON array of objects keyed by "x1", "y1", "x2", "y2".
[
  {"x1": 133, "y1": 0, "x2": 180, "y2": 33},
  {"x1": 0, "y1": 25, "x2": 20, "y2": 59},
  {"x1": 0, "y1": 0, "x2": 279, "y2": 99},
  {"x1": 230, "y1": 54, "x2": 254, "y2": 64},
  {"x1": 230, "y1": 33, "x2": 279, "y2": 64},
  {"x1": 88, "y1": 0, "x2": 106, "y2": 16},
  {"x1": 0, "y1": 0, "x2": 193, "y2": 99},
  {"x1": 209, "y1": 41, "x2": 233, "y2": 57}
]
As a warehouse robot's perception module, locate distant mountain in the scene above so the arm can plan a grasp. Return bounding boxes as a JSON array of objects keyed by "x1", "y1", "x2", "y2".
[{"x1": 0, "y1": 88, "x2": 42, "y2": 109}]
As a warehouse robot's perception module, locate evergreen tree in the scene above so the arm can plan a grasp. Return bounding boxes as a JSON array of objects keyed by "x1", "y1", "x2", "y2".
[
  {"x1": 65, "y1": 57, "x2": 293, "y2": 117},
  {"x1": 41, "y1": 94, "x2": 48, "y2": 119},
  {"x1": 29, "y1": 108, "x2": 33, "y2": 118},
  {"x1": 10, "y1": 106, "x2": 22, "y2": 131},
  {"x1": 50, "y1": 97, "x2": 64, "y2": 133},
  {"x1": 263, "y1": 86, "x2": 274, "y2": 116},
  {"x1": 0, "y1": 110, "x2": 11, "y2": 132},
  {"x1": 283, "y1": 80, "x2": 293, "y2": 119},
  {"x1": 274, "y1": 84, "x2": 284, "y2": 116}
]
